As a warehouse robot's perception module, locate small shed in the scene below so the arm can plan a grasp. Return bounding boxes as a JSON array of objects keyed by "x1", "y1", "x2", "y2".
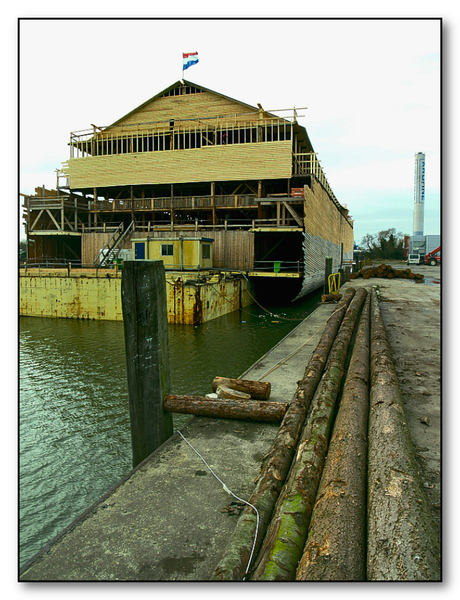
[{"x1": 132, "y1": 237, "x2": 214, "y2": 270}]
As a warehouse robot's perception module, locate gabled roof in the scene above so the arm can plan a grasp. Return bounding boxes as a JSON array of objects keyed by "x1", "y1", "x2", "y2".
[
  {"x1": 105, "y1": 79, "x2": 315, "y2": 153},
  {"x1": 108, "y1": 80, "x2": 263, "y2": 129}
]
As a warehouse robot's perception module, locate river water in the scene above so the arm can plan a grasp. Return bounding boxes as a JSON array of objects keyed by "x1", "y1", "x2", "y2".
[{"x1": 19, "y1": 290, "x2": 321, "y2": 568}]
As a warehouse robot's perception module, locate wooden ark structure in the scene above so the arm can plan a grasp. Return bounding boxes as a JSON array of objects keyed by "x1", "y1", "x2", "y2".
[{"x1": 22, "y1": 79, "x2": 354, "y2": 299}]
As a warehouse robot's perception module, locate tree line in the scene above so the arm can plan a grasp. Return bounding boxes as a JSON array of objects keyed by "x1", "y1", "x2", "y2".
[{"x1": 360, "y1": 228, "x2": 407, "y2": 260}]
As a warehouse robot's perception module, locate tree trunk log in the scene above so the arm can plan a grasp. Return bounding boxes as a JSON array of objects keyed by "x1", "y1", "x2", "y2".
[
  {"x1": 251, "y1": 288, "x2": 368, "y2": 581},
  {"x1": 212, "y1": 377, "x2": 271, "y2": 400},
  {"x1": 216, "y1": 385, "x2": 251, "y2": 400},
  {"x1": 366, "y1": 289, "x2": 441, "y2": 580},
  {"x1": 296, "y1": 294, "x2": 370, "y2": 580},
  {"x1": 212, "y1": 287, "x2": 357, "y2": 580},
  {"x1": 321, "y1": 293, "x2": 342, "y2": 303},
  {"x1": 163, "y1": 394, "x2": 287, "y2": 422}
]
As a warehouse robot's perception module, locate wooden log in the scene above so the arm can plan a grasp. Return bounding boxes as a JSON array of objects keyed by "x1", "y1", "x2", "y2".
[
  {"x1": 216, "y1": 385, "x2": 251, "y2": 400},
  {"x1": 251, "y1": 288, "x2": 368, "y2": 581},
  {"x1": 296, "y1": 294, "x2": 370, "y2": 581},
  {"x1": 121, "y1": 260, "x2": 173, "y2": 468},
  {"x1": 163, "y1": 394, "x2": 287, "y2": 422},
  {"x1": 367, "y1": 289, "x2": 440, "y2": 580},
  {"x1": 321, "y1": 293, "x2": 342, "y2": 303},
  {"x1": 212, "y1": 376, "x2": 271, "y2": 400},
  {"x1": 212, "y1": 288, "x2": 357, "y2": 581}
]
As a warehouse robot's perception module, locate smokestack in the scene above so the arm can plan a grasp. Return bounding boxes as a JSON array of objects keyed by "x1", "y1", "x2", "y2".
[{"x1": 413, "y1": 152, "x2": 425, "y2": 236}]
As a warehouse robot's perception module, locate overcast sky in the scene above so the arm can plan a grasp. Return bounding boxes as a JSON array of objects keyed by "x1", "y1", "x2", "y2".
[{"x1": 18, "y1": 17, "x2": 441, "y2": 244}]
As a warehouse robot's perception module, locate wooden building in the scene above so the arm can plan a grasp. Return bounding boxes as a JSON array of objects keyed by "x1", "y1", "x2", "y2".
[{"x1": 23, "y1": 80, "x2": 354, "y2": 299}]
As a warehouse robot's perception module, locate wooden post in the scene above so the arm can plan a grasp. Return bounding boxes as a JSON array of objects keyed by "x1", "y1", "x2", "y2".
[
  {"x1": 130, "y1": 185, "x2": 134, "y2": 224},
  {"x1": 324, "y1": 256, "x2": 333, "y2": 294},
  {"x1": 211, "y1": 182, "x2": 217, "y2": 225},
  {"x1": 170, "y1": 184, "x2": 174, "y2": 230},
  {"x1": 121, "y1": 260, "x2": 173, "y2": 468}
]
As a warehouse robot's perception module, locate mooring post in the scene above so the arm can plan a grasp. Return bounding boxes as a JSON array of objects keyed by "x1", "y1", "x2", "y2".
[
  {"x1": 121, "y1": 260, "x2": 173, "y2": 468},
  {"x1": 324, "y1": 256, "x2": 333, "y2": 294}
]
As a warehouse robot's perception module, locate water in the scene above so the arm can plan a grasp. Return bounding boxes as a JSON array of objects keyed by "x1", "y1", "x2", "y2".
[{"x1": 19, "y1": 290, "x2": 321, "y2": 568}]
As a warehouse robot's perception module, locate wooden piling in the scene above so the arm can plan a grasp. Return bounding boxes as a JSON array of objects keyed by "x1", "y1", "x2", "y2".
[{"x1": 121, "y1": 260, "x2": 173, "y2": 468}]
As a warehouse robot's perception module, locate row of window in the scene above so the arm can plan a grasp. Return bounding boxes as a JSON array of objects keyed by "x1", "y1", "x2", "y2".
[
  {"x1": 161, "y1": 243, "x2": 211, "y2": 259},
  {"x1": 161, "y1": 86, "x2": 204, "y2": 97}
]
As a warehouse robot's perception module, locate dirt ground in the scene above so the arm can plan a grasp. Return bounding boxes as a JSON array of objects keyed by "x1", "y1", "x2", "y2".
[{"x1": 343, "y1": 261, "x2": 441, "y2": 538}]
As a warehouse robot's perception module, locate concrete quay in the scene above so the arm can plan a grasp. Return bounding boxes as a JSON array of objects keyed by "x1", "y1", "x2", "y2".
[
  {"x1": 20, "y1": 302, "x2": 338, "y2": 581},
  {"x1": 20, "y1": 266, "x2": 441, "y2": 581}
]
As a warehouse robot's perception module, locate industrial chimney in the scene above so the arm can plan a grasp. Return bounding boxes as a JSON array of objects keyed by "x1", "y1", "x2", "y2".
[{"x1": 413, "y1": 152, "x2": 425, "y2": 236}]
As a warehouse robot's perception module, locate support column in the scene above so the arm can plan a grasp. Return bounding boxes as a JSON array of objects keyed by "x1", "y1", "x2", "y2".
[
  {"x1": 211, "y1": 182, "x2": 217, "y2": 225},
  {"x1": 121, "y1": 260, "x2": 173, "y2": 468},
  {"x1": 130, "y1": 185, "x2": 134, "y2": 224},
  {"x1": 170, "y1": 184, "x2": 174, "y2": 230},
  {"x1": 93, "y1": 188, "x2": 98, "y2": 227}
]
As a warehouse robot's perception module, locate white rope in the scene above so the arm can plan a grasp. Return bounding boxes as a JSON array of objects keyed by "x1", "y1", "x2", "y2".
[{"x1": 177, "y1": 430, "x2": 259, "y2": 579}]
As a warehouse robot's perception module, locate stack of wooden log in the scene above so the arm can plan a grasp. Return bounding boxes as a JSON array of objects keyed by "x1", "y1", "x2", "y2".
[
  {"x1": 351, "y1": 263, "x2": 424, "y2": 281},
  {"x1": 210, "y1": 287, "x2": 440, "y2": 581}
]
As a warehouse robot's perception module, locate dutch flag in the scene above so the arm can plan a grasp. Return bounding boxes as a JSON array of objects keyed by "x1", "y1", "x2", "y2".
[{"x1": 183, "y1": 52, "x2": 199, "y2": 71}]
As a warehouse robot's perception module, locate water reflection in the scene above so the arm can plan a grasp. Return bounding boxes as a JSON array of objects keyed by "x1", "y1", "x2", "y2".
[{"x1": 19, "y1": 289, "x2": 321, "y2": 566}]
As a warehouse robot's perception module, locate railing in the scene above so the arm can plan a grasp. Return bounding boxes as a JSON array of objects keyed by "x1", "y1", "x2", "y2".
[
  {"x1": 68, "y1": 114, "x2": 294, "y2": 159},
  {"x1": 19, "y1": 261, "x2": 124, "y2": 277},
  {"x1": 252, "y1": 260, "x2": 302, "y2": 273},
  {"x1": 88, "y1": 194, "x2": 259, "y2": 212},
  {"x1": 293, "y1": 152, "x2": 340, "y2": 207},
  {"x1": 26, "y1": 195, "x2": 89, "y2": 211}
]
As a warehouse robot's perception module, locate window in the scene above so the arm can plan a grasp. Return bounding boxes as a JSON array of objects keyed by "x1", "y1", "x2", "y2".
[
  {"x1": 161, "y1": 244, "x2": 174, "y2": 256},
  {"x1": 202, "y1": 244, "x2": 211, "y2": 260}
]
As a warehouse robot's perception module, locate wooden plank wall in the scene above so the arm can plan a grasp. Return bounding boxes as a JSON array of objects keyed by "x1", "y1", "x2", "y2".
[
  {"x1": 81, "y1": 232, "x2": 116, "y2": 265},
  {"x1": 68, "y1": 141, "x2": 292, "y2": 189},
  {"x1": 144, "y1": 230, "x2": 254, "y2": 271},
  {"x1": 304, "y1": 179, "x2": 354, "y2": 255},
  {"x1": 112, "y1": 92, "x2": 262, "y2": 132}
]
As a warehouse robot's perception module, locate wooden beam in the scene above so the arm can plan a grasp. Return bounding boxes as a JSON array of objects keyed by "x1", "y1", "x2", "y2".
[
  {"x1": 281, "y1": 201, "x2": 303, "y2": 227},
  {"x1": 45, "y1": 209, "x2": 61, "y2": 231},
  {"x1": 30, "y1": 209, "x2": 44, "y2": 231}
]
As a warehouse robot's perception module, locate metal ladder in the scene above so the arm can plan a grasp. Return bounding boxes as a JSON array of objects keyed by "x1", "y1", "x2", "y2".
[{"x1": 93, "y1": 221, "x2": 135, "y2": 267}]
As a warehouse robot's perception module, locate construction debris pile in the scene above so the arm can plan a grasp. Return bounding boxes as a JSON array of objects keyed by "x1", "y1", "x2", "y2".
[
  {"x1": 211, "y1": 288, "x2": 440, "y2": 581},
  {"x1": 351, "y1": 263, "x2": 424, "y2": 282}
]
